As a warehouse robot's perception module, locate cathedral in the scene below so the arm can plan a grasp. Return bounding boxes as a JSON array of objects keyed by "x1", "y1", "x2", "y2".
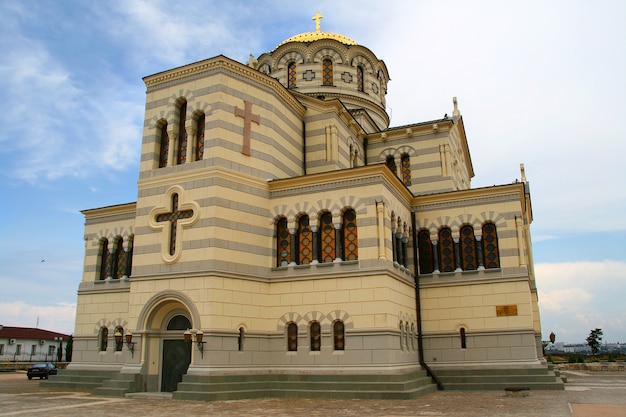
[{"x1": 54, "y1": 14, "x2": 564, "y2": 399}]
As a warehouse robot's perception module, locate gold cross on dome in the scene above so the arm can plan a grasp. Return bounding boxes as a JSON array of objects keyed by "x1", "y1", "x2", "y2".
[{"x1": 312, "y1": 11, "x2": 323, "y2": 32}]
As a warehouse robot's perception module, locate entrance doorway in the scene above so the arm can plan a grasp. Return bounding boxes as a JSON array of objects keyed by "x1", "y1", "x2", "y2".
[
  {"x1": 160, "y1": 314, "x2": 193, "y2": 392},
  {"x1": 161, "y1": 339, "x2": 191, "y2": 392}
]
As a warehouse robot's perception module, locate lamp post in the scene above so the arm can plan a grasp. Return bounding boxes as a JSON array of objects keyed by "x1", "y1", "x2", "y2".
[{"x1": 183, "y1": 329, "x2": 205, "y2": 358}]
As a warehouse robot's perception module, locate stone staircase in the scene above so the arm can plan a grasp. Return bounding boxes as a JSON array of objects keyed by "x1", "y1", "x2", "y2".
[
  {"x1": 41, "y1": 369, "x2": 119, "y2": 392},
  {"x1": 434, "y1": 366, "x2": 565, "y2": 390},
  {"x1": 173, "y1": 370, "x2": 438, "y2": 401},
  {"x1": 93, "y1": 373, "x2": 143, "y2": 397}
]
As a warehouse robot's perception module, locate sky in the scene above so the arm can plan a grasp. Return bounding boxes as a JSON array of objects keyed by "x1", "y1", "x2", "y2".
[{"x1": 0, "y1": 0, "x2": 625, "y2": 345}]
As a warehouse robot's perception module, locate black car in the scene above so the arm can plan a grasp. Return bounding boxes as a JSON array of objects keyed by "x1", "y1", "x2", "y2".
[{"x1": 26, "y1": 362, "x2": 57, "y2": 380}]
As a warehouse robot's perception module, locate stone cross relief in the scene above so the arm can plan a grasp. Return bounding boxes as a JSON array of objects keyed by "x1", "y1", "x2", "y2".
[{"x1": 235, "y1": 100, "x2": 260, "y2": 156}]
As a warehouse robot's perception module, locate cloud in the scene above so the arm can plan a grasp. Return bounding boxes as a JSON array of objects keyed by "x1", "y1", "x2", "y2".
[
  {"x1": 0, "y1": 301, "x2": 76, "y2": 335},
  {"x1": 536, "y1": 261, "x2": 626, "y2": 343}
]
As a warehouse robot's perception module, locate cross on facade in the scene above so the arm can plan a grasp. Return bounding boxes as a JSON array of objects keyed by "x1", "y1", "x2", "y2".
[
  {"x1": 235, "y1": 100, "x2": 260, "y2": 156},
  {"x1": 155, "y1": 193, "x2": 195, "y2": 256}
]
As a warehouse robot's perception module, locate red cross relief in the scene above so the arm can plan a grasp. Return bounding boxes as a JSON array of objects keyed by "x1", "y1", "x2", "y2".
[{"x1": 235, "y1": 100, "x2": 260, "y2": 156}]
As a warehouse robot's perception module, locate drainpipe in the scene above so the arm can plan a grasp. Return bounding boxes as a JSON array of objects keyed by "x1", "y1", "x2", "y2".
[{"x1": 411, "y1": 211, "x2": 443, "y2": 390}]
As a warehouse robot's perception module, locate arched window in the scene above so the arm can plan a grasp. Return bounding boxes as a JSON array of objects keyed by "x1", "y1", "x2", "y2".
[
  {"x1": 482, "y1": 222, "x2": 500, "y2": 269},
  {"x1": 460, "y1": 327, "x2": 467, "y2": 349},
  {"x1": 287, "y1": 322, "x2": 298, "y2": 351},
  {"x1": 399, "y1": 321, "x2": 405, "y2": 350},
  {"x1": 98, "y1": 326, "x2": 108, "y2": 352},
  {"x1": 460, "y1": 225, "x2": 477, "y2": 270},
  {"x1": 238, "y1": 327, "x2": 245, "y2": 351},
  {"x1": 196, "y1": 113, "x2": 205, "y2": 161},
  {"x1": 113, "y1": 237, "x2": 125, "y2": 279},
  {"x1": 343, "y1": 209, "x2": 358, "y2": 261},
  {"x1": 276, "y1": 217, "x2": 291, "y2": 267},
  {"x1": 310, "y1": 321, "x2": 321, "y2": 351},
  {"x1": 410, "y1": 323, "x2": 416, "y2": 350},
  {"x1": 401, "y1": 154, "x2": 411, "y2": 186},
  {"x1": 159, "y1": 122, "x2": 169, "y2": 168},
  {"x1": 386, "y1": 155, "x2": 396, "y2": 176},
  {"x1": 356, "y1": 65, "x2": 364, "y2": 92},
  {"x1": 320, "y1": 212, "x2": 335, "y2": 263},
  {"x1": 418, "y1": 230, "x2": 434, "y2": 274},
  {"x1": 288, "y1": 62, "x2": 297, "y2": 89},
  {"x1": 298, "y1": 215, "x2": 313, "y2": 265},
  {"x1": 333, "y1": 320, "x2": 345, "y2": 351},
  {"x1": 99, "y1": 238, "x2": 110, "y2": 280},
  {"x1": 438, "y1": 227, "x2": 455, "y2": 272},
  {"x1": 177, "y1": 101, "x2": 188, "y2": 165},
  {"x1": 114, "y1": 326, "x2": 124, "y2": 352},
  {"x1": 167, "y1": 315, "x2": 191, "y2": 330},
  {"x1": 322, "y1": 59, "x2": 333, "y2": 86}
]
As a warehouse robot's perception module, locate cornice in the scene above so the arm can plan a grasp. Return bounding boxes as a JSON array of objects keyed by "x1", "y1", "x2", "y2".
[
  {"x1": 143, "y1": 55, "x2": 306, "y2": 116},
  {"x1": 137, "y1": 166, "x2": 268, "y2": 192},
  {"x1": 412, "y1": 183, "x2": 525, "y2": 212},
  {"x1": 81, "y1": 202, "x2": 136, "y2": 220}
]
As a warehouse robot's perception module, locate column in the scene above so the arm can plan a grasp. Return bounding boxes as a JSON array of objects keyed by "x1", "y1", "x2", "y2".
[
  {"x1": 289, "y1": 228, "x2": 297, "y2": 266},
  {"x1": 334, "y1": 224, "x2": 343, "y2": 262},
  {"x1": 516, "y1": 217, "x2": 527, "y2": 269},
  {"x1": 311, "y1": 225, "x2": 319, "y2": 264},
  {"x1": 476, "y1": 236, "x2": 485, "y2": 270},
  {"x1": 376, "y1": 201, "x2": 386, "y2": 260},
  {"x1": 167, "y1": 128, "x2": 177, "y2": 167},
  {"x1": 454, "y1": 237, "x2": 462, "y2": 272},
  {"x1": 432, "y1": 240, "x2": 440, "y2": 273}
]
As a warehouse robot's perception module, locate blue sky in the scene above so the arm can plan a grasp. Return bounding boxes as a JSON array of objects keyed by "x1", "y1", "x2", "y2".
[{"x1": 1, "y1": 0, "x2": 625, "y2": 345}]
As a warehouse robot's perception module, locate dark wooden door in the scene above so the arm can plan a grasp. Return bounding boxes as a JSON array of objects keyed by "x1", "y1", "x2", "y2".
[{"x1": 161, "y1": 340, "x2": 191, "y2": 392}]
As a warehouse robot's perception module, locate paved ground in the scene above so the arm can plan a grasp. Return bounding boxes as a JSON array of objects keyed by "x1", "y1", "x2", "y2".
[{"x1": 0, "y1": 370, "x2": 625, "y2": 416}]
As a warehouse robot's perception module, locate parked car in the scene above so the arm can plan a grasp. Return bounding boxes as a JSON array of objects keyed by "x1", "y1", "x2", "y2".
[{"x1": 26, "y1": 362, "x2": 57, "y2": 380}]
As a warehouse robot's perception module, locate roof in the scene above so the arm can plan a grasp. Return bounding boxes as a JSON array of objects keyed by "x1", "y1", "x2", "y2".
[{"x1": 0, "y1": 326, "x2": 71, "y2": 340}]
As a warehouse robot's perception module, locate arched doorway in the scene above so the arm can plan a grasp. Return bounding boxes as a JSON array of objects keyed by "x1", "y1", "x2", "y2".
[
  {"x1": 136, "y1": 291, "x2": 200, "y2": 392},
  {"x1": 161, "y1": 314, "x2": 192, "y2": 392}
]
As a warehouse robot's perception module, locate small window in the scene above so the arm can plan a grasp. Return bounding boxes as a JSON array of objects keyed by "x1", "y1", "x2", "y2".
[
  {"x1": 0, "y1": 344, "x2": 4, "y2": 355},
  {"x1": 482, "y1": 222, "x2": 500, "y2": 269},
  {"x1": 386, "y1": 156, "x2": 396, "y2": 175},
  {"x1": 342, "y1": 209, "x2": 358, "y2": 261},
  {"x1": 438, "y1": 228, "x2": 455, "y2": 272},
  {"x1": 320, "y1": 212, "x2": 335, "y2": 263},
  {"x1": 357, "y1": 65, "x2": 364, "y2": 92},
  {"x1": 288, "y1": 62, "x2": 297, "y2": 89},
  {"x1": 298, "y1": 215, "x2": 313, "y2": 265},
  {"x1": 31, "y1": 345, "x2": 37, "y2": 356},
  {"x1": 460, "y1": 225, "x2": 477, "y2": 271},
  {"x1": 460, "y1": 327, "x2": 467, "y2": 349},
  {"x1": 196, "y1": 114, "x2": 205, "y2": 161},
  {"x1": 238, "y1": 327, "x2": 245, "y2": 351},
  {"x1": 401, "y1": 154, "x2": 411, "y2": 186},
  {"x1": 333, "y1": 321, "x2": 345, "y2": 351},
  {"x1": 159, "y1": 123, "x2": 169, "y2": 168},
  {"x1": 98, "y1": 327, "x2": 108, "y2": 352},
  {"x1": 418, "y1": 230, "x2": 434, "y2": 274},
  {"x1": 276, "y1": 217, "x2": 291, "y2": 267},
  {"x1": 99, "y1": 238, "x2": 109, "y2": 280},
  {"x1": 310, "y1": 321, "x2": 321, "y2": 351},
  {"x1": 287, "y1": 322, "x2": 298, "y2": 351},
  {"x1": 322, "y1": 59, "x2": 333, "y2": 86},
  {"x1": 177, "y1": 101, "x2": 188, "y2": 165}
]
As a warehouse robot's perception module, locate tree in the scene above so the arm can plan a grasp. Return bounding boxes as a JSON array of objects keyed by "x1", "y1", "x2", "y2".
[{"x1": 586, "y1": 328, "x2": 603, "y2": 356}]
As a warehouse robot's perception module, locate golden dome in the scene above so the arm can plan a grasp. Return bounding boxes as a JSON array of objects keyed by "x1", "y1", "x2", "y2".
[{"x1": 277, "y1": 12, "x2": 358, "y2": 47}]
